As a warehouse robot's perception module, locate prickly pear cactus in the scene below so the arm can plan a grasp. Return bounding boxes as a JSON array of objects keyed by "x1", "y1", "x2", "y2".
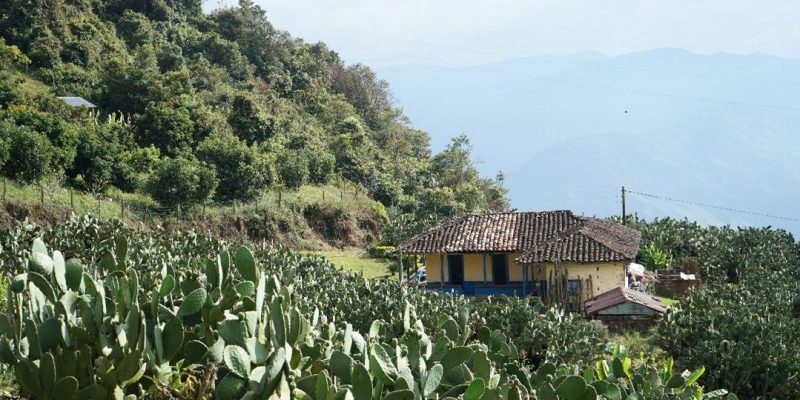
[{"x1": 0, "y1": 222, "x2": 728, "y2": 400}]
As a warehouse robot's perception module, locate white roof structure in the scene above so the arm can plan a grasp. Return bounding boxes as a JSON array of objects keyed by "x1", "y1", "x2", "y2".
[{"x1": 57, "y1": 96, "x2": 96, "y2": 108}]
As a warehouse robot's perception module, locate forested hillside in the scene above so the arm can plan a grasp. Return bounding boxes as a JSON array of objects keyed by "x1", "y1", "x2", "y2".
[{"x1": 0, "y1": 0, "x2": 507, "y2": 245}]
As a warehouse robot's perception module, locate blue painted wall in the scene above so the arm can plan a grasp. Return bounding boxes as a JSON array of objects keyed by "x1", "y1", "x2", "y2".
[{"x1": 427, "y1": 280, "x2": 547, "y2": 297}]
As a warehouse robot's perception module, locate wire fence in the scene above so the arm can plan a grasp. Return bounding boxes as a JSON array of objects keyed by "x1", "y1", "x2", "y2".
[{"x1": 0, "y1": 177, "x2": 373, "y2": 224}]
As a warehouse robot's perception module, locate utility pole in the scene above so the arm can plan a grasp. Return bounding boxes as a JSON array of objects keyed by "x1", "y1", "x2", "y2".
[{"x1": 621, "y1": 186, "x2": 627, "y2": 226}]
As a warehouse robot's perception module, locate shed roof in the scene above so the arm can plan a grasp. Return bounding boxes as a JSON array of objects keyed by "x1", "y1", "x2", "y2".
[
  {"x1": 583, "y1": 287, "x2": 666, "y2": 316},
  {"x1": 57, "y1": 96, "x2": 96, "y2": 108},
  {"x1": 392, "y1": 210, "x2": 640, "y2": 264}
]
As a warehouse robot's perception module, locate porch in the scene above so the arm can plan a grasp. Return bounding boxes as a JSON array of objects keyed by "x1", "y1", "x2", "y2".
[{"x1": 427, "y1": 281, "x2": 548, "y2": 297}]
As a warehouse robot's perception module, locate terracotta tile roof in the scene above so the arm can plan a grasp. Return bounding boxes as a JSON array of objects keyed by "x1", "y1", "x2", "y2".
[
  {"x1": 516, "y1": 217, "x2": 641, "y2": 263},
  {"x1": 392, "y1": 210, "x2": 641, "y2": 264},
  {"x1": 583, "y1": 287, "x2": 666, "y2": 316}
]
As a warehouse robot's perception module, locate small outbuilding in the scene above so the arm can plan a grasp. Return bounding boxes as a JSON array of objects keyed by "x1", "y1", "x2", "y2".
[
  {"x1": 655, "y1": 269, "x2": 702, "y2": 298},
  {"x1": 584, "y1": 286, "x2": 666, "y2": 331},
  {"x1": 57, "y1": 96, "x2": 96, "y2": 108}
]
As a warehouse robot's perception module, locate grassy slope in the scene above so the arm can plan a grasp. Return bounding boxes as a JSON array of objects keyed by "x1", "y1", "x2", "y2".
[
  {"x1": 310, "y1": 248, "x2": 391, "y2": 279},
  {"x1": 1, "y1": 179, "x2": 382, "y2": 249},
  {"x1": 203, "y1": 184, "x2": 376, "y2": 218},
  {"x1": 0, "y1": 178, "x2": 156, "y2": 220}
]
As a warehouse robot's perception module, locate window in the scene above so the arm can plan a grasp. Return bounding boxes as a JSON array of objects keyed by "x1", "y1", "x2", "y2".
[
  {"x1": 567, "y1": 280, "x2": 581, "y2": 295},
  {"x1": 448, "y1": 254, "x2": 464, "y2": 285},
  {"x1": 491, "y1": 254, "x2": 508, "y2": 285}
]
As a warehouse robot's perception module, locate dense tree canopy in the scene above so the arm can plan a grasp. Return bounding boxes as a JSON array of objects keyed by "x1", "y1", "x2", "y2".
[{"x1": 0, "y1": 0, "x2": 508, "y2": 235}]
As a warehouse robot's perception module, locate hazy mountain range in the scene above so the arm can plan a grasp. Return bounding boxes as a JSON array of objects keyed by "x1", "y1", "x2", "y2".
[{"x1": 377, "y1": 49, "x2": 800, "y2": 235}]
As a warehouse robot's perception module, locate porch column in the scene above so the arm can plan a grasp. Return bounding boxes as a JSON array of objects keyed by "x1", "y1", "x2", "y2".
[
  {"x1": 523, "y1": 265, "x2": 528, "y2": 295},
  {"x1": 482, "y1": 254, "x2": 487, "y2": 283},
  {"x1": 440, "y1": 253, "x2": 445, "y2": 289}
]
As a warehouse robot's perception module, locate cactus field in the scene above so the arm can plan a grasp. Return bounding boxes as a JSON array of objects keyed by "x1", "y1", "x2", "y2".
[{"x1": 0, "y1": 216, "x2": 739, "y2": 399}]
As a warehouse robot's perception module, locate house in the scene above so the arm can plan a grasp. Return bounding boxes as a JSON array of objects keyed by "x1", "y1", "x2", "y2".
[
  {"x1": 583, "y1": 286, "x2": 666, "y2": 330},
  {"x1": 392, "y1": 210, "x2": 641, "y2": 309}
]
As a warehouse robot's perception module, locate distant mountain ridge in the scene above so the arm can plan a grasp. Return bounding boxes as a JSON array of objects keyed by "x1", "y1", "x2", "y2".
[{"x1": 377, "y1": 49, "x2": 800, "y2": 235}]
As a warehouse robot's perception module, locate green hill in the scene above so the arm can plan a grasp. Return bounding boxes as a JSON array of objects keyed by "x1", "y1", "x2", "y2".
[{"x1": 0, "y1": 0, "x2": 507, "y2": 247}]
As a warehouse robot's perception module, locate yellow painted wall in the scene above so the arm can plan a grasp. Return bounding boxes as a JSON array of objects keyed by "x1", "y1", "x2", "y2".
[
  {"x1": 508, "y1": 252, "x2": 525, "y2": 281},
  {"x1": 425, "y1": 253, "x2": 446, "y2": 283},
  {"x1": 424, "y1": 253, "x2": 487, "y2": 282},
  {"x1": 463, "y1": 254, "x2": 485, "y2": 281},
  {"x1": 535, "y1": 261, "x2": 626, "y2": 297}
]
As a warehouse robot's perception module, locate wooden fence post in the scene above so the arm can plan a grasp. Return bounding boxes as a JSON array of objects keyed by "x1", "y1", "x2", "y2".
[
  {"x1": 69, "y1": 187, "x2": 74, "y2": 209},
  {"x1": 39, "y1": 184, "x2": 44, "y2": 205},
  {"x1": 398, "y1": 258, "x2": 403, "y2": 284},
  {"x1": 177, "y1": 204, "x2": 182, "y2": 219},
  {"x1": 121, "y1": 199, "x2": 125, "y2": 218},
  {"x1": 2, "y1": 177, "x2": 6, "y2": 202},
  {"x1": 202, "y1": 202, "x2": 206, "y2": 219}
]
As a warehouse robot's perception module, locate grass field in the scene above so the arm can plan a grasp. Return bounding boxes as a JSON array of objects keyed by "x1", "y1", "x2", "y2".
[
  {"x1": 0, "y1": 177, "x2": 156, "y2": 220},
  {"x1": 201, "y1": 183, "x2": 379, "y2": 219},
  {"x1": 656, "y1": 295, "x2": 679, "y2": 307},
  {"x1": 1, "y1": 178, "x2": 379, "y2": 222},
  {"x1": 314, "y1": 248, "x2": 391, "y2": 279}
]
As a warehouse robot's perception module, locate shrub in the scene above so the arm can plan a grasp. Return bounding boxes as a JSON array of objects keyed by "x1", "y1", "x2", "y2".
[
  {"x1": 794, "y1": 297, "x2": 800, "y2": 319},
  {"x1": 381, "y1": 212, "x2": 435, "y2": 246},
  {"x1": 370, "y1": 200, "x2": 388, "y2": 223},
  {"x1": 227, "y1": 95, "x2": 274, "y2": 144},
  {"x1": 136, "y1": 99, "x2": 196, "y2": 156},
  {"x1": 277, "y1": 150, "x2": 307, "y2": 189},
  {"x1": 113, "y1": 145, "x2": 160, "y2": 192},
  {"x1": 146, "y1": 157, "x2": 217, "y2": 208},
  {"x1": 0, "y1": 122, "x2": 10, "y2": 169},
  {"x1": 307, "y1": 149, "x2": 335, "y2": 184},
  {"x1": 196, "y1": 133, "x2": 270, "y2": 202},
  {"x1": 638, "y1": 242, "x2": 671, "y2": 270},
  {"x1": 367, "y1": 244, "x2": 394, "y2": 258},
  {"x1": 372, "y1": 172, "x2": 403, "y2": 206},
  {"x1": 2, "y1": 105, "x2": 79, "y2": 172},
  {"x1": 69, "y1": 126, "x2": 119, "y2": 192},
  {"x1": 0, "y1": 121, "x2": 55, "y2": 183},
  {"x1": 116, "y1": 10, "x2": 155, "y2": 48}
]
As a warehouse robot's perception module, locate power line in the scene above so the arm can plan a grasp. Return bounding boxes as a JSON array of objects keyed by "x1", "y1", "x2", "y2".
[{"x1": 626, "y1": 189, "x2": 800, "y2": 223}]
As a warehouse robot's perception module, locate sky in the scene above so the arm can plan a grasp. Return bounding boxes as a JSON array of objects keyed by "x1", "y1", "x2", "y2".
[{"x1": 204, "y1": 0, "x2": 800, "y2": 67}]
